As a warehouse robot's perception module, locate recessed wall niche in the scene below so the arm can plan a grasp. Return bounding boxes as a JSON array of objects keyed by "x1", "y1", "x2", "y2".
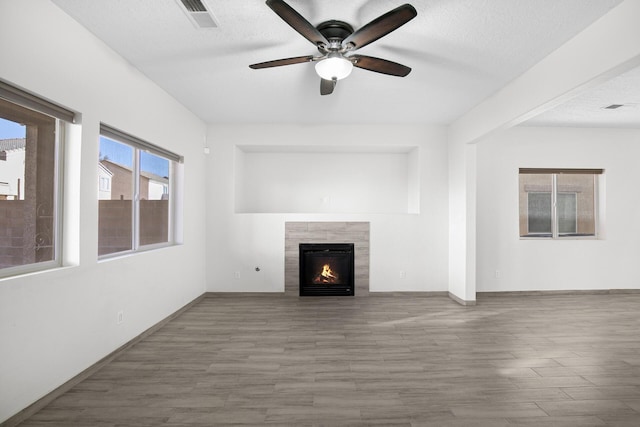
[{"x1": 234, "y1": 145, "x2": 420, "y2": 214}]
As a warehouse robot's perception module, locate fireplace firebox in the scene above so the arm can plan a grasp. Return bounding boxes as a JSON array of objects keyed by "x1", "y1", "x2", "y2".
[{"x1": 299, "y1": 243, "x2": 354, "y2": 296}]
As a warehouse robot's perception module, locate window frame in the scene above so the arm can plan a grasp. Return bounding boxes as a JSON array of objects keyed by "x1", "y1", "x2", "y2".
[
  {"x1": 519, "y1": 168, "x2": 602, "y2": 240},
  {"x1": 98, "y1": 124, "x2": 182, "y2": 259},
  {"x1": 0, "y1": 80, "x2": 75, "y2": 278}
]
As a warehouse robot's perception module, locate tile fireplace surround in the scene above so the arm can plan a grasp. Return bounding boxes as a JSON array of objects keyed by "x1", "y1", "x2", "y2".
[{"x1": 284, "y1": 222, "x2": 370, "y2": 296}]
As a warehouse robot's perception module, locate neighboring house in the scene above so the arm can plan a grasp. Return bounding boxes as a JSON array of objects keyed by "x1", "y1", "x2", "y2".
[
  {"x1": 97, "y1": 162, "x2": 113, "y2": 200},
  {"x1": 100, "y1": 160, "x2": 133, "y2": 200},
  {"x1": 100, "y1": 159, "x2": 168, "y2": 200},
  {"x1": 143, "y1": 171, "x2": 169, "y2": 200},
  {"x1": 0, "y1": 138, "x2": 26, "y2": 200},
  {"x1": 0, "y1": 182, "x2": 13, "y2": 200}
]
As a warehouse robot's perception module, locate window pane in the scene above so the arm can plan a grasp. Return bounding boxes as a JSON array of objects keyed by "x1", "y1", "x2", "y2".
[
  {"x1": 139, "y1": 151, "x2": 170, "y2": 246},
  {"x1": 98, "y1": 136, "x2": 133, "y2": 255},
  {"x1": 557, "y1": 174, "x2": 595, "y2": 237},
  {"x1": 0, "y1": 99, "x2": 58, "y2": 271},
  {"x1": 557, "y1": 193, "x2": 577, "y2": 234},
  {"x1": 519, "y1": 173, "x2": 552, "y2": 237},
  {"x1": 528, "y1": 192, "x2": 552, "y2": 234}
]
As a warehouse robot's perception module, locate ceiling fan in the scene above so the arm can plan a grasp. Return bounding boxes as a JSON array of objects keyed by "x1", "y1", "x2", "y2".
[{"x1": 249, "y1": 0, "x2": 417, "y2": 95}]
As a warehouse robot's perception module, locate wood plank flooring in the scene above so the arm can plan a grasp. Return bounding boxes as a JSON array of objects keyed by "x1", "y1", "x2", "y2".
[{"x1": 18, "y1": 293, "x2": 640, "y2": 426}]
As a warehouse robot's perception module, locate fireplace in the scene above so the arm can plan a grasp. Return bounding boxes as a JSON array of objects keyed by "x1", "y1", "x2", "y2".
[{"x1": 299, "y1": 243, "x2": 355, "y2": 296}]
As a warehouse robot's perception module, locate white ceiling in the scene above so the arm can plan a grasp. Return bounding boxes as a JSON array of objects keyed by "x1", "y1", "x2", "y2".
[
  {"x1": 526, "y1": 65, "x2": 640, "y2": 128},
  {"x1": 50, "y1": 0, "x2": 636, "y2": 127}
]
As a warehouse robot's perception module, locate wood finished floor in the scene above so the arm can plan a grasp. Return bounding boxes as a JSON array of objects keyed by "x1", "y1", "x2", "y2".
[{"x1": 19, "y1": 294, "x2": 640, "y2": 426}]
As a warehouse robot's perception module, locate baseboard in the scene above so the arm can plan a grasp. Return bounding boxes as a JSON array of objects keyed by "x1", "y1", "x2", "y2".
[
  {"x1": 205, "y1": 291, "x2": 451, "y2": 298},
  {"x1": 448, "y1": 292, "x2": 476, "y2": 306},
  {"x1": 368, "y1": 291, "x2": 450, "y2": 297},
  {"x1": 478, "y1": 289, "x2": 640, "y2": 297},
  {"x1": 0, "y1": 293, "x2": 206, "y2": 427},
  {"x1": 204, "y1": 292, "x2": 287, "y2": 297}
]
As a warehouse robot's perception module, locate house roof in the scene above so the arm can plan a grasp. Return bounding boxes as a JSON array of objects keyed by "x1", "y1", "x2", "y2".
[
  {"x1": 100, "y1": 160, "x2": 168, "y2": 184},
  {"x1": 0, "y1": 138, "x2": 26, "y2": 152},
  {"x1": 141, "y1": 171, "x2": 169, "y2": 184},
  {"x1": 98, "y1": 162, "x2": 113, "y2": 177}
]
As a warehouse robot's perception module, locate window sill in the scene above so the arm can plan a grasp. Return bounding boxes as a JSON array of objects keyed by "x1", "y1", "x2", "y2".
[
  {"x1": 520, "y1": 235, "x2": 598, "y2": 240},
  {"x1": 98, "y1": 242, "x2": 181, "y2": 262},
  {"x1": 0, "y1": 263, "x2": 76, "y2": 282}
]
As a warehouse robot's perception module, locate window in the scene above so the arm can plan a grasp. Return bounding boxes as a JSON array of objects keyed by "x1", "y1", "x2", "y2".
[
  {"x1": 519, "y1": 168, "x2": 602, "y2": 238},
  {"x1": 99, "y1": 176, "x2": 111, "y2": 192},
  {"x1": 98, "y1": 124, "x2": 182, "y2": 257},
  {"x1": 0, "y1": 80, "x2": 75, "y2": 276}
]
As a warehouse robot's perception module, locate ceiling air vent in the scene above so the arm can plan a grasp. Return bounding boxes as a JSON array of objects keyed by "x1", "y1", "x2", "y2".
[
  {"x1": 177, "y1": 0, "x2": 218, "y2": 28},
  {"x1": 180, "y1": 0, "x2": 206, "y2": 12},
  {"x1": 603, "y1": 104, "x2": 624, "y2": 110}
]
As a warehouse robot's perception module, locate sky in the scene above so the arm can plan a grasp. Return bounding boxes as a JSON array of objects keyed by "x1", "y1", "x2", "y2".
[
  {"x1": 0, "y1": 117, "x2": 168, "y2": 177},
  {"x1": 100, "y1": 136, "x2": 169, "y2": 177},
  {"x1": 0, "y1": 118, "x2": 26, "y2": 139}
]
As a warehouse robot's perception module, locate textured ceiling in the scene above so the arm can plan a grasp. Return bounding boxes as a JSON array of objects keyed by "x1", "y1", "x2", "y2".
[
  {"x1": 50, "y1": 0, "x2": 629, "y2": 126},
  {"x1": 526, "y1": 65, "x2": 640, "y2": 128}
]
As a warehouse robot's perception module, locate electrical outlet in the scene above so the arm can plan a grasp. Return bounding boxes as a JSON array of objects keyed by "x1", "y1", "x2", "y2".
[
  {"x1": 234, "y1": 271, "x2": 241, "y2": 279},
  {"x1": 117, "y1": 311, "x2": 124, "y2": 324},
  {"x1": 495, "y1": 270, "x2": 501, "y2": 279},
  {"x1": 400, "y1": 270, "x2": 406, "y2": 279}
]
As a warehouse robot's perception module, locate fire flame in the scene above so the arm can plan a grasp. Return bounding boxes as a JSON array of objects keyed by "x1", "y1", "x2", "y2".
[{"x1": 313, "y1": 263, "x2": 338, "y2": 284}]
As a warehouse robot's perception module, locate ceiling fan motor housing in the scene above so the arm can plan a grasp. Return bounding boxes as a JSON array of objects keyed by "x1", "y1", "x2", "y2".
[{"x1": 316, "y1": 20, "x2": 354, "y2": 46}]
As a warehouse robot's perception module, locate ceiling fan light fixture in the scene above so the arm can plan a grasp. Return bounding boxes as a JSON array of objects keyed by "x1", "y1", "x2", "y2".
[
  {"x1": 315, "y1": 54, "x2": 353, "y2": 81},
  {"x1": 250, "y1": 0, "x2": 418, "y2": 95}
]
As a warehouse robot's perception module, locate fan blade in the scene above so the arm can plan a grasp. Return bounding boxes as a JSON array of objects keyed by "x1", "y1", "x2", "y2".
[
  {"x1": 266, "y1": 0, "x2": 329, "y2": 48},
  {"x1": 351, "y1": 55, "x2": 411, "y2": 77},
  {"x1": 249, "y1": 55, "x2": 314, "y2": 69},
  {"x1": 320, "y1": 78, "x2": 336, "y2": 95},
  {"x1": 343, "y1": 4, "x2": 417, "y2": 50}
]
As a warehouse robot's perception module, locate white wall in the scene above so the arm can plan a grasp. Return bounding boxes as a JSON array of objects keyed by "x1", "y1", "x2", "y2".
[
  {"x1": 236, "y1": 148, "x2": 416, "y2": 214},
  {"x1": 0, "y1": 1, "x2": 207, "y2": 422},
  {"x1": 206, "y1": 124, "x2": 449, "y2": 293},
  {"x1": 448, "y1": 137, "x2": 477, "y2": 302},
  {"x1": 477, "y1": 126, "x2": 640, "y2": 291}
]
